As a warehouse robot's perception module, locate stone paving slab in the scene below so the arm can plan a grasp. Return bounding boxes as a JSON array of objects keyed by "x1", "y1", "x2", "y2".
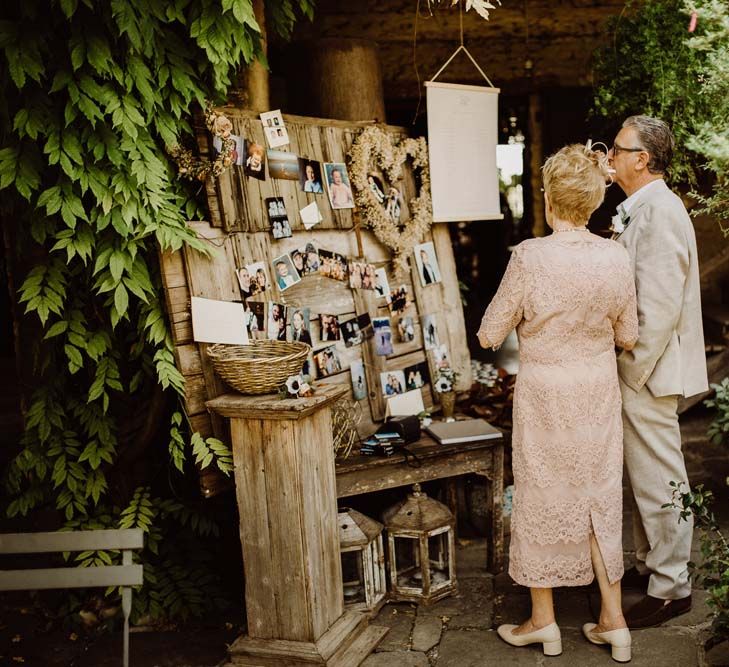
[
  {"x1": 374, "y1": 605, "x2": 416, "y2": 652},
  {"x1": 411, "y1": 615, "x2": 443, "y2": 652},
  {"x1": 420, "y1": 577, "x2": 494, "y2": 630},
  {"x1": 436, "y1": 629, "x2": 539, "y2": 666},
  {"x1": 362, "y1": 649, "x2": 429, "y2": 667}
]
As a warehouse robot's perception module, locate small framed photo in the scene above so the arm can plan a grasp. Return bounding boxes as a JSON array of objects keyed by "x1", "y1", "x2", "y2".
[
  {"x1": 314, "y1": 345, "x2": 342, "y2": 376},
  {"x1": 260, "y1": 110, "x2": 289, "y2": 148},
  {"x1": 267, "y1": 302, "x2": 287, "y2": 341},
  {"x1": 422, "y1": 314, "x2": 439, "y2": 350},
  {"x1": 373, "y1": 317, "x2": 393, "y2": 356},
  {"x1": 244, "y1": 301, "x2": 266, "y2": 339},
  {"x1": 380, "y1": 370, "x2": 406, "y2": 397},
  {"x1": 348, "y1": 261, "x2": 377, "y2": 290},
  {"x1": 271, "y1": 253, "x2": 301, "y2": 291},
  {"x1": 245, "y1": 261, "x2": 269, "y2": 296},
  {"x1": 243, "y1": 140, "x2": 266, "y2": 180},
  {"x1": 267, "y1": 150, "x2": 300, "y2": 180},
  {"x1": 374, "y1": 267, "x2": 390, "y2": 299},
  {"x1": 366, "y1": 172, "x2": 386, "y2": 205},
  {"x1": 397, "y1": 315, "x2": 415, "y2": 343},
  {"x1": 288, "y1": 307, "x2": 312, "y2": 345},
  {"x1": 384, "y1": 186, "x2": 403, "y2": 223},
  {"x1": 415, "y1": 241, "x2": 442, "y2": 287},
  {"x1": 298, "y1": 159, "x2": 324, "y2": 194},
  {"x1": 404, "y1": 362, "x2": 431, "y2": 390},
  {"x1": 266, "y1": 197, "x2": 292, "y2": 240},
  {"x1": 432, "y1": 343, "x2": 451, "y2": 370},
  {"x1": 320, "y1": 314, "x2": 341, "y2": 342},
  {"x1": 387, "y1": 285, "x2": 409, "y2": 314},
  {"x1": 318, "y1": 249, "x2": 349, "y2": 282},
  {"x1": 213, "y1": 134, "x2": 244, "y2": 166},
  {"x1": 323, "y1": 162, "x2": 355, "y2": 210},
  {"x1": 350, "y1": 359, "x2": 367, "y2": 401}
]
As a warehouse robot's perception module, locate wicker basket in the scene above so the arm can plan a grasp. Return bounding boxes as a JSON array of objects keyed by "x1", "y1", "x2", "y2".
[{"x1": 207, "y1": 341, "x2": 310, "y2": 395}]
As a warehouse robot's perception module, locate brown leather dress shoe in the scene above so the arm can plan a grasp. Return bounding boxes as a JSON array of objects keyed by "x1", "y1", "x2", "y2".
[{"x1": 624, "y1": 594, "x2": 692, "y2": 629}]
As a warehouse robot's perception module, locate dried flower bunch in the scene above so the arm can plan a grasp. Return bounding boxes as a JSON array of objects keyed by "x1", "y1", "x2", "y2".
[
  {"x1": 348, "y1": 126, "x2": 432, "y2": 279},
  {"x1": 167, "y1": 103, "x2": 236, "y2": 181},
  {"x1": 427, "y1": 0, "x2": 500, "y2": 21}
]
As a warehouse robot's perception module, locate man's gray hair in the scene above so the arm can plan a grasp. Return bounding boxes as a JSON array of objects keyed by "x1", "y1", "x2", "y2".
[{"x1": 622, "y1": 115, "x2": 675, "y2": 174}]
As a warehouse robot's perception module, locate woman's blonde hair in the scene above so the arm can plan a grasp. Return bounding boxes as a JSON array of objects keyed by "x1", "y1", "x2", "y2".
[{"x1": 542, "y1": 144, "x2": 610, "y2": 224}]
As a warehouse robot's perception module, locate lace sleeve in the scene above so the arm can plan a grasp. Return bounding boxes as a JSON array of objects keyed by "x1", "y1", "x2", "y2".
[
  {"x1": 477, "y1": 247, "x2": 525, "y2": 350},
  {"x1": 613, "y1": 261, "x2": 639, "y2": 351}
]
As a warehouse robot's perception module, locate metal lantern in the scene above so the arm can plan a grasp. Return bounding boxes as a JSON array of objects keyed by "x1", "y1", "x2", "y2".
[
  {"x1": 382, "y1": 483, "x2": 457, "y2": 604},
  {"x1": 338, "y1": 508, "x2": 387, "y2": 613}
]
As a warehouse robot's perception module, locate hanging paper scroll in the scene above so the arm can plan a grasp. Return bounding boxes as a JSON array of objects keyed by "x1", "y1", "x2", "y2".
[{"x1": 426, "y1": 81, "x2": 502, "y2": 222}]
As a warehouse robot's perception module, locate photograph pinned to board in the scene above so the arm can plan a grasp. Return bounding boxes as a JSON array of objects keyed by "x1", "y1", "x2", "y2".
[
  {"x1": 288, "y1": 307, "x2": 313, "y2": 345},
  {"x1": 348, "y1": 261, "x2": 377, "y2": 290},
  {"x1": 243, "y1": 139, "x2": 266, "y2": 180},
  {"x1": 374, "y1": 267, "x2": 390, "y2": 299},
  {"x1": 432, "y1": 343, "x2": 451, "y2": 370},
  {"x1": 299, "y1": 159, "x2": 325, "y2": 194},
  {"x1": 191, "y1": 296, "x2": 248, "y2": 345},
  {"x1": 246, "y1": 261, "x2": 269, "y2": 295},
  {"x1": 373, "y1": 316, "x2": 394, "y2": 356},
  {"x1": 318, "y1": 249, "x2": 348, "y2": 282},
  {"x1": 236, "y1": 265, "x2": 255, "y2": 300},
  {"x1": 366, "y1": 172, "x2": 386, "y2": 205},
  {"x1": 350, "y1": 359, "x2": 367, "y2": 400},
  {"x1": 422, "y1": 314, "x2": 439, "y2": 350},
  {"x1": 384, "y1": 185, "x2": 404, "y2": 223},
  {"x1": 386, "y1": 389, "x2": 425, "y2": 417},
  {"x1": 315, "y1": 345, "x2": 342, "y2": 376},
  {"x1": 323, "y1": 162, "x2": 355, "y2": 210},
  {"x1": 320, "y1": 313, "x2": 341, "y2": 342},
  {"x1": 213, "y1": 133, "x2": 244, "y2": 166},
  {"x1": 404, "y1": 361, "x2": 431, "y2": 390},
  {"x1": 260, "y1": 109, "x2": 290, "y2": 148},
  {"x1": 267, "y1": 302, "x2": 288, "y2": 341},
  {"x1": 341, "y1": 313, "x2": 373, "y2": 348},
  {"x1": 415, "y1": 241, "x2": 442, "y2": 286},
  {"x1": 397, "y1": 315, "x2": 415, "y2": 343},
  {"x1": 299, "y1": 201, "x2": 323, "y2": 230},
  {"x1": 387, "y1": 285, "x2": 409, "y2": 314},
  {"x1": 271, "y1": 253, "x2": 301, "y2": 291},
  {"x1": 291, "y1": 242, "x2": 320, "y2": 275},
  {"x1": 267, "y1": 150, "x2": 300, "y2": 180},
  {"x1": 266, "y1": 197, "x2": 292, "y2": 240},
  {"x1": 381, "y1": 370, "x2": 406, "y2": 397},
  {"x1": 244, "y1": 301, "x2": 266, "y2": 339}
]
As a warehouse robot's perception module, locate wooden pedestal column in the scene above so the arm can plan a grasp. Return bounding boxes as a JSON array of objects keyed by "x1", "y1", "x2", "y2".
[{"x1": 207, "y1": 385, "x2": 387, "y2": 667}]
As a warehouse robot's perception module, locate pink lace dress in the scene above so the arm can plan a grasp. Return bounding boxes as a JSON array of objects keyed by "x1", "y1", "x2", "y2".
[{"x1": 477, "y1": 233, "x2": 638, "y2": 587}]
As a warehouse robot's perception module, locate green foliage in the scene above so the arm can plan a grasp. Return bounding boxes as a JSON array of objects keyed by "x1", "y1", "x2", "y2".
[
  {"x1": 0, "y1": 0, "x2": 312, "y2": 623},
  {"x1": 705, "y1": 377, "x2": 729, "y2": 446},
  {"x1": 666, "y1": 482, "x2": 729, "y2": 641}
]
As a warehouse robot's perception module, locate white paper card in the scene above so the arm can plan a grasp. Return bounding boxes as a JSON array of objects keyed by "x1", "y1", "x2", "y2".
[
  {"x1": 386, "y1": 389, "x2": 425, "y2": 417},
  {"x1": 191, "y1": 296, "x2": 249, "y2": 345},
  {"x1": 426, "y1": 81, "x2": 502, "y2": 222},
  {"x1": 300, "y1": 201, "x2": 323, "y2": 229}
]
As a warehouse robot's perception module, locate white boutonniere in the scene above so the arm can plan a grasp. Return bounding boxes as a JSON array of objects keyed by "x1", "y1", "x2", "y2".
[{"x1": 610, "y1": 215, "x2": 625, "y2": 234}]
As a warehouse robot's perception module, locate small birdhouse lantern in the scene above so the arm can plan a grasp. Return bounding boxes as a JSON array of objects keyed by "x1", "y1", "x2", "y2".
[
  {"x1": 338, "y1": 508, "x2": 387, "y2": 613},
  {"x1": 382, "y1": 483, "x2": 457, "y2": 604}
]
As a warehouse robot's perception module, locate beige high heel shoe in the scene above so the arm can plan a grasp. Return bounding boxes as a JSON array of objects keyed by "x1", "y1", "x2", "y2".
[
  {"x1": 582, "y1": 623, "x2": 632, "y2": 662},
  {"x1": 496, "y1": 622, "x2": 562, "y2": 656}
]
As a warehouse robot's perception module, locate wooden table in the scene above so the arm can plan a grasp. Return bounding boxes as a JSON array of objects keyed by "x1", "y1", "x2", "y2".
[{"x1": 335, "y1": 429, "x2": 506, "y2": 573}]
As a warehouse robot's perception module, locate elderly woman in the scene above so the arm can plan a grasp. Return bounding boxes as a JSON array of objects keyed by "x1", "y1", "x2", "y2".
[{"x1": 478, "y1": 145, "x2": 638, "y2": 662}]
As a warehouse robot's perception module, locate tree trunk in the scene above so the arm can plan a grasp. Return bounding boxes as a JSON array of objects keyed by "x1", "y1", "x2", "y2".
[
  {"x1": 229, "y1": 0, "x2": 270, "y2": 111},
  {"x1": 528, "y1": 92, "x2": 546, "y2": 237}
]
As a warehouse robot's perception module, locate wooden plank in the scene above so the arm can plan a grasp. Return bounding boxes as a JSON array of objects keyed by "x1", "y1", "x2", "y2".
[
  {"x1": 189, "y1": 412, "x2": 214, "y2": 439},
  {"x1": 177, "y1": 344, "x2": 203, "y2": 376},
  {"x1": 0, "y1": 565, "x2": 143, "y2": 591},
  {"x1": 184, "y1": 374, "x2": 208, "y2": 416},
  {"x1": 0, "y1": 529, "x2": 144, "y2": 554},
  {"x1": 159, "y1": 249, "x2": 188, "y2": 288}
]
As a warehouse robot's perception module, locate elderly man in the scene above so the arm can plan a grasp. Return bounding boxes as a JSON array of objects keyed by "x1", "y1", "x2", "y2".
[{"x1": 609, "y1": 115, "x2": 708, "y2": 628}]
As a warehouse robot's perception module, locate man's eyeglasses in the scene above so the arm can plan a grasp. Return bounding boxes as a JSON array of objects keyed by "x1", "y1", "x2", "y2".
[{"x1": 611, "y1": 142, "x2": 647, "y2": 156}]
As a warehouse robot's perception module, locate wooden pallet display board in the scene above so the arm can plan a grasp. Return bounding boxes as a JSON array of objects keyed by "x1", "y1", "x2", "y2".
[{"x1": 161, "y1": 113, "x2": 473, "y2": 479}]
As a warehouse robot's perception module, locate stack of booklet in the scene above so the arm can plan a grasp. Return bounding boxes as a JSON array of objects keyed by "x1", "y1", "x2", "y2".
[
  {"x1": 424, "y1": 418, "x2": 502, "y2": 445},
  {"x1": 359, "y1": 430, "x2": 405, "y2": 457}
]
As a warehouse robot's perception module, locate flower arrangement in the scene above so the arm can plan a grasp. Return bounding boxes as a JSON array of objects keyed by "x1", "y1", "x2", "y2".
[
  {"x1": 433, "y1": 367, "x2": 459, "y2": 394},
  {"x1": 167, "y1": 103, "x2": 236, "y2": 181},
  {"x1": 284, "y1": 374, "x2": 313, "y2": 398},
  {"x1": 348, "y1": 126, "x2": 432, "y2": 279}
]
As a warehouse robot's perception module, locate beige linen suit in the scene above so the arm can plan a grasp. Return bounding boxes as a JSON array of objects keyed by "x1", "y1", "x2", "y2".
[{"x1": 615, "y1": 179, "x2": 708, "y2": 600}]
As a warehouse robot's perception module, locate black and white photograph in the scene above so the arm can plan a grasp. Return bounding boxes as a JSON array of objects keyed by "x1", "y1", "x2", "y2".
[
  {"x1": 244, "y1": 301, "x2": 266, "y2": 339},
  {"x1": 404, "y1": 362, "x2": 430, "y2": 390},
  {"x1": 260, "y1": 109, "x2": 289, "y2": 148},
  {"x1": 341, "y1": 316, "x2": 362, "y2": 348},
  {"x1": 433, "y1": 343, "x2": 451, "y2": 370},
  {"x1": 350, "y1": 360, "x2": 367, "y2": 401},
  {"x1": 422, "y1": 313, "x2": 439, "y2": 350},
  {"x1": 267, "y1": 150, "x2": 300, "y2": 180},
  {"x1": 347, "y1": 261, "x2": 377, "y2": 290},
  {"x1": 397, "y1": 315, "x2": 415, "y2": 343},
  {"x1": 387, "y1": 285, "x2": 409, "y2": 314},
  {"x1": 298, "y1": 159, "x2": 324, "y2": 194},
  {"x1": 374, "y1": 267, "x2": 390, "y2": 299},
  {"x1": 213, "y1": 133, "x2": 244, "y2": 166},
  {"x1": 288, "y1": 308, "x2": 312, "y2": 345},
  {"x1": 318, "y1": 249, "x2": 348, "y2": 282},
  {"x1": 366, "y1": 172, "x2": 386, "y2": 205},
  {"x1": 384, "y1": 186, "x2": 403, "y2": 222},
  {"x1": 246, "y1": 261, "x2": 269, "y2": 295},
  {"x1": 320, "y1": 313, "x2": 341, "y2": 342},
  {"x1": 314, "y1": 345, "x2": 342, "y2": 377},
  {"x1": 267, "y1": 302, "x2": 287, "y2": 341},
  {"x1": 266, "y1": 197, "x2": 292, "y2": 240},
  {"x1": 290, "y1": 243, "x2": 320, "y2": 276},
  {"x1": 243, "y1": 140, "x2": 266, "y2": 180},
  {"x1": 380, "y1": 370, "x2": 406, "y2": 397},
  {"x1": 271, "y1": 253, "x2": 301, "y2": 291},
  {"x1": 373, "y1": 317, "x2": 393, "y2": 356},
  {"x1": 415, "y1": 241, "x2": 442, "y2": 286},
  {"x1": 323, "y1": 162, "x2": 355, "y2": 210}
]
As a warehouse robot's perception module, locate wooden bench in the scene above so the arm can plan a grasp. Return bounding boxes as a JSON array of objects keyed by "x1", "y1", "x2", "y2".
[
  {"x1": 335, "y1": 429, "x2": 506, "y2": 573},
  {"x1": 0, "y1": 529, "x2": 144, "y2": 667}
]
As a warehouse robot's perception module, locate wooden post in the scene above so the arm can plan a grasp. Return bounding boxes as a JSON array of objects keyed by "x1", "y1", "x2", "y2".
[
  {"x1": 207, "y1": 385, "x2": 387, "y2": 666},
  {"x1": 528, "y1": 91, "x2": 546, "y2": 237},
  {"x1": 229, "y1": 0, "x2": 270, "y2": 111}
]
